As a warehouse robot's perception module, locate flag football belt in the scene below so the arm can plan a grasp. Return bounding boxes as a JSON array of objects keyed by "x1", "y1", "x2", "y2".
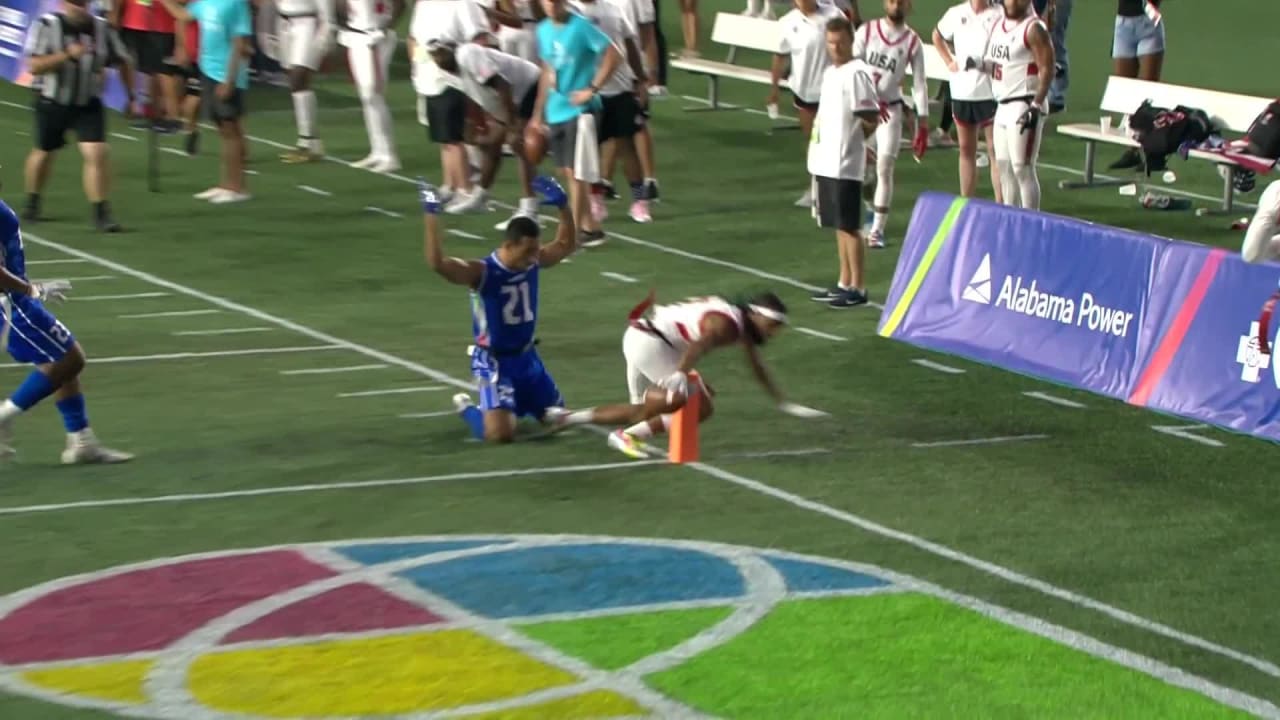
[
  {"x1": 1258, "y1": 288, "x2": 1280, "y2": 355},
  {"x1": 999, "y1": 94, "x2": 1035, "y2": 105},
  {"x1": 626, "y1": 290, "x2": 676, "y2": 348}
]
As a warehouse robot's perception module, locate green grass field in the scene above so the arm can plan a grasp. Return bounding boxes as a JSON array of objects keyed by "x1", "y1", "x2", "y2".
[{"x1": 0, "y1": 0, "x2": 1277, "y2": 717}]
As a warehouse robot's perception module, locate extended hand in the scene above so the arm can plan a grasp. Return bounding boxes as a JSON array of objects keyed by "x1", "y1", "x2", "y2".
[
  {"x1": 417, "y1": 177, "x2": 444, "y2": 214},
  {"x1": 531, "y1": 175, "x2": 567, "y2": 209},
  {"x1": 1018, "y1": 104, "x2": 1043, "y2": 135},
  {"x1": 31, "y1": 280, "x2": 72, "y2": 303}
]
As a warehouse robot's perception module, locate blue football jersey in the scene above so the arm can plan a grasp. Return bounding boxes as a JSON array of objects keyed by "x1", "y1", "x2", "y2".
[
  {"x1": 0, "y1": 200, "x2": 26, "y2": 284},
  {"x1": 471, "y1": 253, "x2": 539, "y2": 354}
]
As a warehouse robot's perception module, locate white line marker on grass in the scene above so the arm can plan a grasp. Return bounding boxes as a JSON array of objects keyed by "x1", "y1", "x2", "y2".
[
  {"x1": 912, "y1": 434, "x2": 1049, "y2": 449},
  {"x1": 365, "y1": 206, "x2": 404, "y2": 218},
  {"x1": 1152, "y1": 424, "x2": 1225, "y2": 448},
  {"x1": 26, "y1": 259, "x2": 87, "y2": 266},
  {"x1": 281, "y1": 364, "x2": 389, "y2": 376},
  {"x1": 1022, "y1": 391, "x2": 1086, "y2": 409},
  {"x1": 161, "y1": 147, "x2": 187, "y2": 157},
  {"x1": 73, "y1": 292, "x2": 169, "y2": 301},
  {"x1": 23, "y1": 210, "x2": 1280, "y2": 687},
  {"x1": 246, "y1": 170, "x2": 260, "y2": 176},
  {"x1": 601, "y1": 271, "x2": 637, "y2": 283},
  {"x1": 120, "y1": 309, "x2": 223, "y2": 319},
  {"x1": 61, "y1": 275, "x2": 116, "y2": 282},
  {"x1": 338, "y1": 386, "x2": 446, "y2": 398},
  {"x1": 796, "y1": 327, "x2": 846, "y2": 342},
  {"x1": 173, "y1": 327, "x2": 272, "y2": 336},
  {"x1": 298, "y1": 185, "x2": 332, "y2": 197},
  {"x1": 448, "y1": 229, "x2": 485, "y2": 240},
  {"x1": 399, "y1": 410, "x2": 457, "y2": 419},
  {"x1": 912, "y1": 358, "x2": 965, "y2": 374},
  {"x1": 0, "y1": 345, "x2": 342, "y2": 368},
  {"x1": 110, "y1": 132, "x2": 138, "y2": 142}
]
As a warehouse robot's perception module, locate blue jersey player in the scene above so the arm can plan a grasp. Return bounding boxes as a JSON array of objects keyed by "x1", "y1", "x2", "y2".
[
  {"x1": 0, "y1": 192, "x2": 132, "y2": 463},
  {"x1": 419, "y1": 174, "x2": 577, "y2": 443}
]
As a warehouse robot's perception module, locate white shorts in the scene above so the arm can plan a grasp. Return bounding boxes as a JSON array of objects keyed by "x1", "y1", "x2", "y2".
[
  {"x1": 278, "y1": 16, "x2": 330, "y2": 71},
  {"x1": 622, "y1": 326, "x2": 711, "y2": 404}
]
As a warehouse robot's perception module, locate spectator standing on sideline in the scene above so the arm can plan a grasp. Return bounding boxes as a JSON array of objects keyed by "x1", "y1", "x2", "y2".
[
  {"x1": 1032, "y1": 0, "x2": 1069, "y2": 113},
  {"x1": 272, "y1": 0, "x2": 336, "y2": 163},
  {"x1": 983, "y1": 0, "x2": 1052, "y2": 210},
  {"x1": 808, "y1": 17, "x2": 879, "y2": 309},
  {"x1": 170, "y1": 11, "x2": 204, "y2": 155},
  {"x1": 1110, "y1": 0, "x2": 1164, "y2": 170},
  {"x1": 933, "y1": 0, "x2": 1001, "y2": 201},
  {"x1": 112, "y1": 0, "x2": 180, "y2": 130},
  {"x1": 677, "y1": 0, "x2": 697, "y2": 58},
  {"x1": 22, "y1": 0, "x2": 135, "y2": 231},
  {"x1": 159, "y1": 0, "x2": 253, "y2": 203},
  {"x1": 337, "y1": 0, "x2": 404, "y2": 172},
  {"x1": 767, "y1": 0, "x2": 844, "y2": 209}
]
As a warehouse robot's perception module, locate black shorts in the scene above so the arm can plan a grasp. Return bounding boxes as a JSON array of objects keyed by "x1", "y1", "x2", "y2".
[
  {"x1": 600, "y1": 91, "x2": 645, "y2": 141},
  {"x1": 123, "y1": 28, "x2": 176, "y2": 75},
  {"x1": 516, "y1": 86, "x2": 537, "y2": 122},
  {"x1": 953, "y1": 99, "x2": 996, "y2": 127},
  {"x1": 426, "y1": 87, "x2": 467, "y2": 144},
  {"x1": 791, "y1": 92, "x2": 819, "y2": 113},
  {"x1": 814, "y1": 175, "x2": 863, "y2": 232},
  {"x1": 184, "y1": 63, "x2": 202, "y2": 96},
  {"x1": 33, "y1": 97, "x2": 105, "y2": 151},
  {"x1": 201, "y1": 74, "x2": 245, "y2": 123}
]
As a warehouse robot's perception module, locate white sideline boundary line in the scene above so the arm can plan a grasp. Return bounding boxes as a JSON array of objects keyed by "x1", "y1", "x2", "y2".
[
  {"x1": 281, "y1": 364, "x2": 389, "y2": 376},
  {"x1": 25, "y1": 259, "x2": 87, "y2": 266},
  {"x1": 120, "y1": 309, "x2": 223, "y2": 319},
  {"x1": 17, "y1": 230, "x2": 1280, "y2": 686},
  {"x1": 60, "y1": 275, "x2": 116, "y2": 282},
  {"x1": 173, "y1": 327, "x2": 272, "y2": 336},
  {"x1": 0, "y1": 461, "x2": 664, "y2": 516},
  {"x1": 0, "y1": 345, "x2": 342, "y2": 368},
  {"x1": 912, "y1": 434, "x2": 1049, "y2": 449},
  {"x1": 73, "y1": 292, "x2": 169, "y2": 301},
  {"x1": 337, "y1": 386, "x2": 445, "y2": 397}
]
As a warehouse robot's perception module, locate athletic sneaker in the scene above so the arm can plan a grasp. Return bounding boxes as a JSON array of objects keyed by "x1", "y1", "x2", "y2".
[
  {"x1": 61, "y1": 430, "x2": 133, "y2": 465},
  {"x1": 629, "y1": 200, "x2": 652, "y2": 223},
  {"x1": 608, "y1": 429, "x2": 650, "y2": 459},
  {"x1": 866, "y1": 230, "x2": 887, "y2": 249},
  {"x1": 581, "y1": 229, "x2": 607, "y2": 248},
  {"x1": 828, "y1": 289, "x2": 868, "y2": 308},
  {"x1": 645, "y1": 178, "x2": 661, "y2": 202},
  {"x1": 589, "y1": 193, "x2": 608, "y2": 222},
  {"x1": 794, "y1": 189, "x2": 812, "y2": 208},
  {"x1": 452, "y1": 393, "x2": 474, "y2": 413},
  {"x1": 209, "y1": 190, "x2": 251, "y2": 204},
  {"x1": 810, "y1": 286, "x2": 842, "y2": 302},
  {"x1": 596, "y1": 180, "x2": 619, "y2": 201}
]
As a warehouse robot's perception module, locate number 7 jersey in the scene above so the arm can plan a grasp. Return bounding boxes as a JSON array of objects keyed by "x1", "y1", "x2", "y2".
[{"x1": 471, "y1": 253, "x2": 539, "y2": 355}]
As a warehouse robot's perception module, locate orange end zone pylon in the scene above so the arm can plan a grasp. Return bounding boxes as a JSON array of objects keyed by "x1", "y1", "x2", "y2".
[{"x1": 668, "y1": 371, "x2": 701, "y2": 463}]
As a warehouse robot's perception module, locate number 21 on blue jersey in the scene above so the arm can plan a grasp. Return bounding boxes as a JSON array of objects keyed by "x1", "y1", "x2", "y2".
[{"x1": 501, "y1": 281, "x2": 534, "y2": 325}]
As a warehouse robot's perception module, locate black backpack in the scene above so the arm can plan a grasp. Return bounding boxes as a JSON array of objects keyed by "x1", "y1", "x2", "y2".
[
  {"x1": 1246, "y1": 100, "x2": 1280, "y2": 160},
  {"x1": 1128, "y1": 101, "x2": 1216, "y2": 174}
]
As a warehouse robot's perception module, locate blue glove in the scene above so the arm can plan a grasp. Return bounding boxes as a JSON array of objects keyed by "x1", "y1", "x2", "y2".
[
  {"x1": 417, "y1": 177, "x2": 443, "y2": 214},
  {"x1": 531, "y1": 175, "x2": 567, "y2": 208}
]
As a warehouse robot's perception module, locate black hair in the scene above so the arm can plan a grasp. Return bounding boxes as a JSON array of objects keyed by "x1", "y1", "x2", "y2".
[
  {"x1": 503, "y1": 216, "x2": 542, "y2": 245},
  {"x1": 735, "y1": 290, "x2": 787, "y2": 345}
]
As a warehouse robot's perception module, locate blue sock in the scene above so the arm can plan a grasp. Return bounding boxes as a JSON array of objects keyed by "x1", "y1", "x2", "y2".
[
  {"x1": 56, "y1": 393, "x2": 89, "y2": 433},
  {"x1": 11, "y1": 371, "x2": 56, "y2": 411},
  {"x1": 459, "y1": 405, "x2": 485, "y2": 439}
]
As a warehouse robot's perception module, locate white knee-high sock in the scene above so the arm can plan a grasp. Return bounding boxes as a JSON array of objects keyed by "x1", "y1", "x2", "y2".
[{"x1": 291, "y1": 90, "x2": 317, "y2": 148}]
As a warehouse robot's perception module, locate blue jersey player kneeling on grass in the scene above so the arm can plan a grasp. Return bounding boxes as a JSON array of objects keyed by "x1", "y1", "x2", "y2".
[
  {"x1": 419, "y1": 174, "x2": 578, "y2": 443},
  {"x1": 0, "y1": 186, "x2": 132, "y2": 464}
]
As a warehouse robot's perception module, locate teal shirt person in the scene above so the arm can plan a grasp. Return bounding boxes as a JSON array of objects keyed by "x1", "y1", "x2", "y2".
[
  {"x1": 536, "y1": 12, "x2": 612, "y2": 124},
  {"x1": 188, "y1": 0, "x2": 252, "y2": 89}
]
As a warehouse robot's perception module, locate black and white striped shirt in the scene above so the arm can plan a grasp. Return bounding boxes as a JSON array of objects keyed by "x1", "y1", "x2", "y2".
[{"x1": 23, "y1": 13, "x2": 130, "y2": 106}]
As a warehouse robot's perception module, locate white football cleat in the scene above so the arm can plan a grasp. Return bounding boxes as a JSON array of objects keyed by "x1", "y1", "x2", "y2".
[
  {"x1": 445, "y1": 189, "x2": 489, "y2": 215},
  {"x1": 452, "y1": 393, "x2": 475, "y2": 413},
  {"x1": 607, "y1": 430, "x2": 651, "y2": 459},
  {"x1": 61, "y1": 431, "x2": 133, "y2": 465}
]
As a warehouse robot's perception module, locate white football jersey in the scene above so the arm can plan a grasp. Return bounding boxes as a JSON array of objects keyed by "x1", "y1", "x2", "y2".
[
  {"x1": 935, "y1": 0, "x2": 1000, "y2": 101},
  {"x1": 456, "y1": 43, "x2": 540, "y2": 119},
  {"x1": 807, "y1": 59, "x2": 879, "y2": 181},
  {"x1": 277, "y1": 0, "x2": 325, "y2": 18},
  {"x1": 344, "y1": 0, "x2": 393, "y2": 31},
  {"x1": 648, "y1": 297, "x2": 745, "y2": 349},
  {"x1": 777, "y1": 5, "x2": 845, "y2": 104},
  {"x1": 852, "y1": 18, "x2": 925, "y2": 107},
  {"x1": 985, "y1": 11, "x2": 1044, "y2": 102},
  {"x1": 570, "y1": 0, "x2": 636, "y2": 95},
  {"x1": 1243, "y1": 180, "x2": 1280, "y2": 263}
]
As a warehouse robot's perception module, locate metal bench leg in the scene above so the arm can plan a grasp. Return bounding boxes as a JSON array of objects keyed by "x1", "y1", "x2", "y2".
[
  {"x1": 683, "y1": 76, "x2": 723, "y2": 112},
  {"x1": 1196, "y1": 168, "x2": 1239, "y2": 217},
  {"x1": 1058, "y1": 140, "x2": 1128, "y2": 190}
]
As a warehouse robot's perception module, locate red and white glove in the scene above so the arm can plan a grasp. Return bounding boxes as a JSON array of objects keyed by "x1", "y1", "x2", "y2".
[
  {"x1": 878, "y1": 101, "x2": 891, "y2": 123},
  {"x1": 912, "y1": 123, "x2": 929, "y2": 160}
]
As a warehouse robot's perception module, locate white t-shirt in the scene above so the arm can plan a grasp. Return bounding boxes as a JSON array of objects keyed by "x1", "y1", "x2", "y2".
[
  {"x1": 1243, "y1": 180, "x2": 1280, "y2": 263},
  {"x1": 935, "y1": 1, "x2": 1001, "y2": 101},
  {"x1": 777, "y1": 5, "x2": 844, "y2": 104},
  {"x1": 569, "y1": 0, "x2": 636, "y2": 95},
  {"x1": 410, "y1": 0, "x2": 490, "y2": 95},
  {"x1": 455, "y1": 42, "x2": 540, "y2": 119},
  {"x1": 807, "y1": 59, "x2": 880, "y2": 180}
]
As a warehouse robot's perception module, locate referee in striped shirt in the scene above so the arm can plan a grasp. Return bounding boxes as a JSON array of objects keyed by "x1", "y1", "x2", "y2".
[{"x1": 23, "y1": 0, "x2": 136, "y2": 232}]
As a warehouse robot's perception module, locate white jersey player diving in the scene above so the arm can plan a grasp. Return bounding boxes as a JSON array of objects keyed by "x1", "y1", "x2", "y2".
[
  {"x1": 977, "y1": 0, "x2": 1053, "y2": 210},
  {"x1": 338, "y1": 0, "x2": 403, "y2": 172},
  {"x1": 275, "y1": 0, "x2": 335, "y2": 162},
  {"x1": 853, "y1": 0, "x2": 930, "y2": 249}
]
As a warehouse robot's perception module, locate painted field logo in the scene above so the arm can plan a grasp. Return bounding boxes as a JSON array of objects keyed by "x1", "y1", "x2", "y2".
[{"x1": 0, "y1": 535, "x2": 1268, "y2": 718}]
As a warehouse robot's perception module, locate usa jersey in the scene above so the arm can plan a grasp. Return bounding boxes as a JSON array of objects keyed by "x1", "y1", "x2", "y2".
[
  {"x1": 986, "y1": 12, "x2": 1043, "y2": 102},
  {"x1": 0, "y1": 200, "x2": 76, "y2": 365},
  {"x1": 648, "y1": 296, "x2": 745, "y2": 351},
  {"x1": 471, "y1": 253, "x2": 539, "y2": 354},
  {"x1": 344, "y1": 0, "x2": 392, "y2": 32},
  {"x1": 852, "y1": 18, "x2": 923, "y2": 106}
]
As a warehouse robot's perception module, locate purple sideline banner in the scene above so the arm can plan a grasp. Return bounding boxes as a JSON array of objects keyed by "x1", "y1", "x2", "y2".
[
  {"x1": 2, "y1": 0, "x2": 133, "y2": 112},
  {"x1": 878, "y1": 191, "x2": 1280, "y2": 443}
]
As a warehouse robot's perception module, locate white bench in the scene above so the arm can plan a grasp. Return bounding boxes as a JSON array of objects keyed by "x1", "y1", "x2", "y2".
[
  {"x1": 673, "y1": 12, "x2": 949, "y2": 114},
  {"x1": 1057, "y1": 76, "x2": 1274, "y2": 214}
]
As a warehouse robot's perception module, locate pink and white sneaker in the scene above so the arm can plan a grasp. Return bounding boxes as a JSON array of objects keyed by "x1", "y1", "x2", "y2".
[
  {"x1": 589, "y1": 193, "x2": 608, "y2": 222},
  {"x1": 629, "y1": 200, "x2": 652, "y2": 223}
]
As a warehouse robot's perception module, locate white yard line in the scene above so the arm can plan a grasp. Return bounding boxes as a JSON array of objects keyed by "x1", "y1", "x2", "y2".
[
  {"x1": 297, "y1": 185, "x2": 332, "y2": 197},
  {"x1": 795, "y1": 326, "x2": 846, "y2": 342},
  {"x1": 60, "y1": 275, "x2": 116, "y2": 282},
  {"x1": 173, "y1": 327, "x2": 272, "y2": 336},
  {"x1": 1152, "y1": 424, "x2": 1226, "y2": 448},
  {"x1": 15, "y1": 147, "x2": 1280, "y2": 685},
  {"x1": 120, "y1": 309, "x2": 223, "y2": 319},
  {"x1": 25, "y1": 259, "x2": 87, "y2": 266},
  {"x1": 0, "y1": 345, "x2": 342, "y2": 368},
  {"x1": 600, "y1": 271, "x2": 638, "y2": 283},
  {"x1": 72, "y1": 292, "x2": 169, "y2": 301},
  {"x1": 912, "y1": 358, "x2": 966, "y2": 374},
  {"x1": 337, "y1": 386, "x2": 447, "y2": 398},
  {"x1": 448, "y1": 228, "x2": 485, "y2": 240},
  {"x1": 1023, "y1": 390, "x2": 1087, "y2": 409},
  {"x1": 110, "y1": 132, "x2": 138, "y2": 142},
  {"x1": 161, "y1": 147, "x2": 187, "y2": 157},
  {"x1": 912, "y1": 434, "x2": 1049, "y2": 449},
  {"x1": 0, "y1": 461, "x2": 664, "y2": 516},
  {"x1": 365, "y1": 206, "x2": 404, "y2": 218},
  {"x1": 399, "y1": 410, "x2": 458, "y2": 419},
  {"x1": 281, "y1": 364, "x2": 389, "y2": 376}
]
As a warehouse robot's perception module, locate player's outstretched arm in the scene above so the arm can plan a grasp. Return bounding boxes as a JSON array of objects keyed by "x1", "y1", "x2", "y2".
[
  {"x1": 419, "y1": 179, "x2": 484, "y2": 288},
  {"x1": 533, "y1": 176, "x2": 578, "y2": 268},
  {"x1": 742, "y1": 341, "x2": 785, "y2": 405}
]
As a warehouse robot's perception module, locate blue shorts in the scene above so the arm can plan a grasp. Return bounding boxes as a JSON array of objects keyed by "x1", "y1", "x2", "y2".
[
  {"x1": 470, "y1": 347, "x2": 564, "y2": 420},
  {"x1": 1113, "y1": 15, "x2": 1165, "y2": 59},
  {"x1": 5, "y1": 295, "x2": 75, "y2": 364}
]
